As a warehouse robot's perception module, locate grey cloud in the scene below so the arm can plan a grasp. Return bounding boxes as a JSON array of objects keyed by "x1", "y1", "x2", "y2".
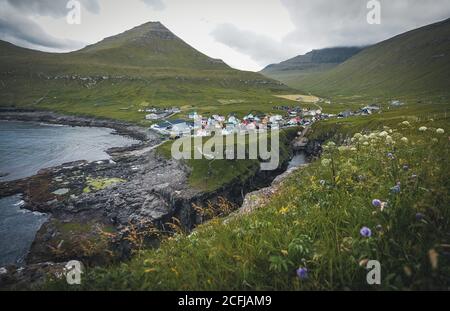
[
  {"x1": 141, "y1": 0, "x2": 166, "y2": 11},
  {"x1": 211, "y1": 0, "x2": 450, "y2": 67},
  {"x1": 0, "y1": 1, "x2": 84, "y2": 50},
  {"x1": 4, "y1": 0, "x2": 100, "y2": 17},
  {"x1": 281, "y1": 0, "x2": 450, "y2": 49},
  {"x1": 211, "y1": 23, "x2": 297, "y2": 67}
]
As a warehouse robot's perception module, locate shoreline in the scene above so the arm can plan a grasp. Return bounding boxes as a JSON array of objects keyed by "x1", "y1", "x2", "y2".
[
  {"x1": 0, "y1": 109, "x2": 312, "y2": 289},
  {"x1": 0, "y1": 108, "x2": 154, "y2": 142}
]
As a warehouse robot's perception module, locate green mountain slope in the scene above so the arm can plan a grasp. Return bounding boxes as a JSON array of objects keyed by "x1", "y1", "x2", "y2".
[
  {"x1": 0, "y1": 22, "x2": 292, "y2": 122},
  {"x1": 261, "y1": 47, "x2": 364, "y2": 88},
  {"x1": 288, "y1": 18, "x2": 450, "y2": 98}
]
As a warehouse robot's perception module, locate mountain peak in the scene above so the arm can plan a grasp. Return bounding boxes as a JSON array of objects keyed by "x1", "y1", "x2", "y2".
[
  {"x1": 75, "y1": 21, "x2": 228, "y2": 69},
  {"x1": 124, "y1": 21, "x2": 177, "y2": 40}
]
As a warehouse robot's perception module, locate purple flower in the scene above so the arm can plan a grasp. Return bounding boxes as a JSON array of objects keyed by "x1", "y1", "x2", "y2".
[
  {"x1": 296, "y1": 267, "x2": 308, "y2": 280},
  {"x1": 416, "y1": 213, "x2": 425, "y2": 221},
  {"x1": 390, "y1": 184, "x2": 401, "y2": 194},
  {"x1": 387, "y1": 153, "x2": 395, "y2": 160},
  {"x1": 372, "y1": 199, "x2": 382, "y2": 208},
  {"x1": 360, "y1": 227, "x2": 372, "y2": 238}
]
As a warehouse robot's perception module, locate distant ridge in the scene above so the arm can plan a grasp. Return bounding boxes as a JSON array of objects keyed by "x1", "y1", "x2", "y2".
[
  {"x1": 262, "y1": 47, "x2": 364, "y2": 73},
  {"x1": 261, "y1": 47, "x2": 364, "y2": 88},
  {"x1": 275, "y1": 18, "x2": 450, "y2": 97}
]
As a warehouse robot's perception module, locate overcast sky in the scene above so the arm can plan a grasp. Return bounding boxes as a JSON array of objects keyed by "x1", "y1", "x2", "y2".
[{"x1": 1, "y1": 0, "x2": 449, "y2": 71}]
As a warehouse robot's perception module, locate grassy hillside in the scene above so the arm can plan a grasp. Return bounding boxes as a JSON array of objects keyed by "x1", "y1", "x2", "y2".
[
  {"x1": 0, "y1": 22, "x2": 294, "y2": 123},
  {"x1": 261, "y1": 47, "x2": 364, "y2": 89},
  {"x1": 44, "y1": 100, "x2": 449, "y2": 290},
  {"x1": 275, "y1": 19, "x2": 450, "y2": 99}
]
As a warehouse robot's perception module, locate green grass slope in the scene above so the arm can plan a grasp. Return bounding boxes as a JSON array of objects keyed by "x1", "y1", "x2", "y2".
[
  {"x1": 0, "y1": 22, "x2": 293, "y2": 123},
  {"x1": 45, "y1": 101, "x2": 449, "y2": 290},
  {"x1": 261, "y1": 47, "x2": 364, "y2": 89},
  {"x1": 282, "y1": 18, "x2": 450, "y2": 98}
]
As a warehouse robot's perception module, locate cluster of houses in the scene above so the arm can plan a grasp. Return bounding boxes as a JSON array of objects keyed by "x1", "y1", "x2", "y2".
[
  {"x1": 150, "y1": 110, "x2": 317, "y2": 138},
  {"x1": 336, "y1": 105, "x2": 381, "y2": 118},
  {"x1": 147, "y1": 104, "x2": 383, "y2": 138}
]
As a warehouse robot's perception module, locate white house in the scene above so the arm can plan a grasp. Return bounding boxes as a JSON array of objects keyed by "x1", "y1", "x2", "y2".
[
  {"x1": 196, "y1": 129, "x2": 210, "y2": 137},
  {"x1": 171, "y1": 121, "x2": 191, "y2": 137},
  {"x1": 246, "y1": 122, "x2": 257, "y2": 131},
  {"x1": 228, "y1": 116, "x2": 239, "y2": 125},
  {"x1": 269, "y1": 115, "x2": 283, "y2": 123},
  {"x1": 188, "y1": 112, "x2": 198, "y2": 119},
  {"x1": 145, "y1": 113, "x2": 160, "y2": 120}
]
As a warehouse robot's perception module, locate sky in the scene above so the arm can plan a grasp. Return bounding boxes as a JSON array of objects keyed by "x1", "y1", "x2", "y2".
[{"x1": 0, "y1": 0, "x2": 449, "y2": 71}]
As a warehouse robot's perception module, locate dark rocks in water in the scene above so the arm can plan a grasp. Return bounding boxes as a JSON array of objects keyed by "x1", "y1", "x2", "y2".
[
  {"x1": 0, "y1": 110, "x2": 302, "y2": 284},
  {"x1": 0, "y1": 171, "x2": 9, "y2": 178}
]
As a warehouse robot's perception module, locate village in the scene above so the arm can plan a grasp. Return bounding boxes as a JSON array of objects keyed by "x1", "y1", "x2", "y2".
[{"x1": 144, "y1": 103, "x2": 383, "y2": 139}]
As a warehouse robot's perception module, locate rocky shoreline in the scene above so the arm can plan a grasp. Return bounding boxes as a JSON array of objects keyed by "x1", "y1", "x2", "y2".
[{"x1": 0, "y1": 109, "x2": 310, "y2": 289}]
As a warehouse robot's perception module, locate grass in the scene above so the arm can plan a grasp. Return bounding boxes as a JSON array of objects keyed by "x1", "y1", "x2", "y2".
[
  {"x1": 43, "y1": 98, "x2": 449, "y2": 290},
  {"x1": 280, "y1": 19, "x2": 450, "y2": 98},
  {"x1": 83, "y1": 177, "x2": 126, "y2": 193},
  {"x1": 0, "y1": 22, "x2": 296, "y2": 124},
  {"x1": 157, "y1": 128, "x2": 298, "y2": 192}
]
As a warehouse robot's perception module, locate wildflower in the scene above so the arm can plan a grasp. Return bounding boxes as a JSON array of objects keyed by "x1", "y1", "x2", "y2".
[
  {"x1": 296, "y1": 267, "x2": 308, "y2": 280},
  {"x1": 386, "y1": 135, "x2": 394, "y2": 144},
  {"x1": 379, "y1": 131, "x2": 388, "y2": 138},
  {"x1": 436, "y1": 128, "x2": 445, "y2": 134},
  {"x1": 279, "y1": 207, "x2": 289, "y2": 215},
  {"x1": 358, "y1": 135, "x2": 368, "y2": 142},
  {"x1": 321, "y1": 159, "x2": 331, "y2": 166},
  {"x1": 363, "y1": 141, "x2": 369, "y2": 146},
  {"x1": 404, "y1": 266, "x2": 412, "y2": 277},
  {"x1": 400, "y1": 137, "x2": 408, "y2": 143},
  {"x1": 350, "y1": 147, "x2": 357, "y2": 152},
  {"x1": 401, "y1": 121, "x2": 410, "y2": 126},
  {"x1": 390, "y1": 183, "x2": 401, "y2": 194},
  {"x1": 327, "y1": 141, "x2": 336, "y2": 147},
  {"x1": 416, "y1": 213, "x2": 425, "y2": 221},
  {"x1": 428, "y1": 249, "x2": 439, "y2": 270},
  {"x1": 319, "y1": 180, "x2": 326, "y2": 186},
  {"x1": 419, "y1": 126, "x2": 427, "y2": 132},
  {"x1": 403, "y1": 165, "x2": 409, "y2": 171},
  {"x1": 387, "y1": 152, "x2": 395, "y2": 159},
  {"x1": 372, "y1": 199, "x2": 382, "y2": 208},
  {"x1": 359, "y1": 259, "x2": 369, "y2": 267},
  {"x1": 353, "y1": 133, "x2": 363, "y2": 139},
  {"x1": 338, "y1": 146, "x2": 347, "y2": 152},
  {"x1": 411, "y1": 174, "x2": 418, "y2": 179},
  {"x1": 360, "y1": 227, "x2": 372, "y2": 238}
]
